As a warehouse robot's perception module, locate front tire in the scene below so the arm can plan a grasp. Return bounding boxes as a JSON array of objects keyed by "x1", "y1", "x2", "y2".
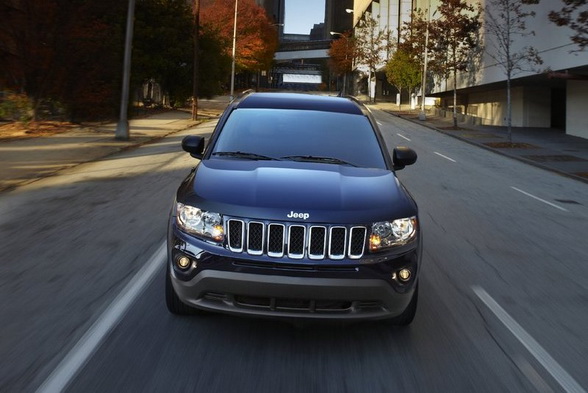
[
  {"x1": 388, "y1": 283, "x2": 418, "y2": 326},
  {"x1": 165, "y1": 267, "x2": 202, "y2": 315}
]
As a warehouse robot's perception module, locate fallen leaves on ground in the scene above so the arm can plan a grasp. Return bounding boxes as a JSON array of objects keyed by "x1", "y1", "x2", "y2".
[{"x1": 0, "y1": 121, "x2": 77, "y2": 141}]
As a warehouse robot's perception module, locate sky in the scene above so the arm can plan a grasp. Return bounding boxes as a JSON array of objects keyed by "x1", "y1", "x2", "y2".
[{"x1": 284, "y1": 0, "x2": 325, "y2": 34}]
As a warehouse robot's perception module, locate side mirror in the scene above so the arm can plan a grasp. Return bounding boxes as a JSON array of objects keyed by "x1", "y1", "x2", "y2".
[
  {"x1": 393, "y1": 146, "x2": 417, "y2": 170},
  {"x1": 181, "y1": 135, "x2": 205, "y2": 159}
]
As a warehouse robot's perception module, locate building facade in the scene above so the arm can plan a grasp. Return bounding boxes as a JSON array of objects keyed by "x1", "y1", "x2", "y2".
[{"x1": 351, "y1": 0, "x2": 588, "y2": 139}]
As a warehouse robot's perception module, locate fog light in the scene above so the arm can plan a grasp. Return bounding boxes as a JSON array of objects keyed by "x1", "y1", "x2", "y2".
[
  {"x1": 398, "y1": 268, "x2": 411, "y2": 282},
  {"x1": 177, "y1": 256, "x2": 191, "y2": 269}
]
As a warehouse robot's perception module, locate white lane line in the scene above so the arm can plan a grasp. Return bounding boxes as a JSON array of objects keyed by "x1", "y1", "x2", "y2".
[
  {"x1": 377, "y1": 121, "x2": 383, "y2": 126},
  {"x1": 434, "y1": 152, "x2": 457, "y2": 163},
  {"x1": 397, "y1": 133, "x2": 411, "y2": 142},
  {"x1": 36, "y1": 242, "x2": 167, "y2": 393},
  {"x1": 511, "y1": 186, "x2": 568, "y2": 212},
  {"x1": 472, "y1": 286, "x2": 586, "y2": 393}
]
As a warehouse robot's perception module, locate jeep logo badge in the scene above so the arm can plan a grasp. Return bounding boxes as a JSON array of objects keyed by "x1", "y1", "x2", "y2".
[{"x1": 287, "y1": 211, "x2": 310, "y2": 220}]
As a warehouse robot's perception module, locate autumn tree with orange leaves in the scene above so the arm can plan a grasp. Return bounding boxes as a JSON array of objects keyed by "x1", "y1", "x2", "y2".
[
  {"x1": 328, "y1": 31, "x2": 357, "y2": 94},
  {"x1": 201, "y1": 0, "x2": 279, "y2": 75},
  {"x1": 328, "y1": 32, "x2": 356, "y2": 75}
]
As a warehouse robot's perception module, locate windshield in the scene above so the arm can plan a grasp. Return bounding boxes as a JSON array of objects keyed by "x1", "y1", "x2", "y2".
[{"x1": 211, "y1": 108, "x2": 387, "y2": 169}]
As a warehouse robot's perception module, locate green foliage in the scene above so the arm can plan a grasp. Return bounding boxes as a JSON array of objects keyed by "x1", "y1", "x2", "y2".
[
  {"x1": 0, "y1": 0, "x2": 242, "y2": 118},
  {"x1": 386, "y1": 49, "x2": 422, "y2": 95},
  {"x1": 0, "y1": 91, "x2": 33, "y2": 123},
  {"x1": 198, "y1": 25, "x2": 232, "y2": 98},
  {"x1": 133, "y1": 0, "x2": 194, "y2": 106}
]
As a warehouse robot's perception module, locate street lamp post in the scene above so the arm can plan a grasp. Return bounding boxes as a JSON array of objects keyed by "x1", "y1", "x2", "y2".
[
  {"x1": 419, "y1": 2, "x2": 433, "y2": 121},
  {"x1": 230, "y1": 0, "x2": 238, "y2": 101},
  {"x1": 115, "y1": 0, "x2": 136, "y2": 140}
]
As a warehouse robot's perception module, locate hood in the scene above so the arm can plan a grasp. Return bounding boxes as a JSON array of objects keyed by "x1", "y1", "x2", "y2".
[{"x1": 179, "y1": 159, "x2": 416, "y2": 223}]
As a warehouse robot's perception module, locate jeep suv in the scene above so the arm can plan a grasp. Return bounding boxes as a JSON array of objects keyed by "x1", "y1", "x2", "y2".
[{"x1": 166, "y1": 92, "x2": 420, "y2": 325}]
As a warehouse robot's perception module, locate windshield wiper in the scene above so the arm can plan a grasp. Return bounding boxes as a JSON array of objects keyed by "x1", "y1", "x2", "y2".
[
  {"x1": 212, "y1": 151, "x2": 278, "y2": 161},
  {"x1": 281, "y1": 155, "x2": 358, "y2": 167}
]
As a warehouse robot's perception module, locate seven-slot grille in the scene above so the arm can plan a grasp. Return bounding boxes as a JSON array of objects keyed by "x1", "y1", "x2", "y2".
[{"x1": 227, "y1": 219, "x2": 367, "y2": 260}]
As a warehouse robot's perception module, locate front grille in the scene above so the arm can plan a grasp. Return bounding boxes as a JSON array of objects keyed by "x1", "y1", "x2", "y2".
[{"x1": 227, "y1": 219, "x2": 367, "y2": 260}]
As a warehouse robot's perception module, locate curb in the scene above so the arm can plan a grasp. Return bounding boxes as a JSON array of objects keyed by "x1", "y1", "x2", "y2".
[{"x1": 382, "y1": 110, "x2": 588, "y2": 185}]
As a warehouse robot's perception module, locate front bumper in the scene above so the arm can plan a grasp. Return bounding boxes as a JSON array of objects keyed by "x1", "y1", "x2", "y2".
[
  {"x1": 170, "y1": 268, "x2": 416, "y2": 320},
  {"x1": 168, "y1": 222, "x2": 420, "y2": 321}
]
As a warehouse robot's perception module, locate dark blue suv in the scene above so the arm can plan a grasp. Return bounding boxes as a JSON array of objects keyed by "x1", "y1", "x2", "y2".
[{"x1": 166, "y1": 92, "x2": 420, "y2": 325}]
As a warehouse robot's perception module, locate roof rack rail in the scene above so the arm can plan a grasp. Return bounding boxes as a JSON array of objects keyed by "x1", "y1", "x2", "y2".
[{"x1": 235, "y1": 89, "x2": 255, "y2": 100}]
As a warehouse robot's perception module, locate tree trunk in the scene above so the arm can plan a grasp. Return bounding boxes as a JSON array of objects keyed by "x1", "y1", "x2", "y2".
[
  {"x1": 507, "y1": 74, "x2": 512, "y2": 143},
  {"x1": 453, "y1": 69, "x2": 458, "y2": 128}
]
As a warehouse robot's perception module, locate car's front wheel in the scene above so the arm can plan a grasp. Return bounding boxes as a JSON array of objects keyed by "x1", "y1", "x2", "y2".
[
  {"x1": 165, "y1": 267, "x2": 204, "y2": 315},
  {"x1": 388, "y1": 283, "x2": 418, "y2": 326}
]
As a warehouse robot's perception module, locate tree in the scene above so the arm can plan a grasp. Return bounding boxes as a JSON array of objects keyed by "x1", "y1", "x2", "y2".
[
  {"x1": 0, "y1": 0, "x2": 126, "y2": 121},
  {"x1": 397, "y1": 9, "x2": 435, "y2": 110},
  {"x1": 430, "y1": 0, "x2": 482, "y2": 127},
  {"x1": 201, "y1": 0, "x2": 278, "y2": 76},
  {"x1": 328, "y1": 31, "x2": 357, "y2": 95},
  {"x1": 549, "y1": 0, "x2": 588, "y2": 51},
  {"x1": 385, "y1": 48, "x2": 422, "y2": 109},
  {"x1": 398, "y1": 9, "x2": 429, "y2": 69},
  {"x1": 197, "y1": 25, "x2": 232, "y2": 97},
  {"x1": 0, "y1": 1, "x2": 69, "y2": 119},
  {"x1": 354, "y1": 14, "x2": 395, "y2": 102},
  {"x1": 485, "y1": 0, "x2": 542, "y2": 142},
  {"x1": 132, "y1": 0, "x2": 194, "y2": 108}
]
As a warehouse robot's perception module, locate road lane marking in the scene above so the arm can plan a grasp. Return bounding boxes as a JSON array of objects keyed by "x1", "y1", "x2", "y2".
[
  {"x1": 511, "y1": 186, "x2": 568, "y2": 212},
  {"x1": 397, "y1": 133, "x2": 411, "y2": 142},
  {"x1": 472, "y1": 286, "x2": 586, "y2": 393},
  {"x1": 36, "y1": 242, "x2": 167, "y2": 393},
  {"x1": 434, "y1": 152, "x2": 457, "y2": 162},
  {"x1": 377, "y1": 121, "x2": 383, "y2": 126}
]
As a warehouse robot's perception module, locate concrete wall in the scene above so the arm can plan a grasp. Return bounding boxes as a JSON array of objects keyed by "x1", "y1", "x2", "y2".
[
  {"x1": 567, "y1": 80, "x2": 588, "y2": 139},
  {"x1": 523, "y1": 87, "x2": 551, "y2": 128},
  {"x1": 468, "y1": 88, "x2": 511, "y2": 126},
  {"x1": 466, "y1": 86, "x2": 551, "y2": 127}
]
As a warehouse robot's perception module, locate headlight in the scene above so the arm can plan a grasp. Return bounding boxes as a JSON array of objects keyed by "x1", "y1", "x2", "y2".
[
  {"x1": 176, "y1": 203, "x2": 224, "y2": 242},
  {"x1": 369, "y1": 217, "x2": 417, "y2": 251}
]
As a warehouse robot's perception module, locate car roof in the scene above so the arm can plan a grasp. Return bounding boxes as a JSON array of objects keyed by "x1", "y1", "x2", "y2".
[{"x1": 234, "y1": 92, "x2": 365, "y2": 116}]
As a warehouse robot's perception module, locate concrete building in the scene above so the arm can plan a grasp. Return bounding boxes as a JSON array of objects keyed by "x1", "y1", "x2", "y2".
[{"x1": 351, "y1": 0, "x2": 588, "y2": 139}]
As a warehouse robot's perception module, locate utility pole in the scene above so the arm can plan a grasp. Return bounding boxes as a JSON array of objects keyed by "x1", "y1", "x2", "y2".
[
  {"x1": 115, "y1": 0, "x2": 136, "y2": 140},
  {"x1": 192, "y1": 0, "x2": 200, "y2": 120},
  {"x1": 419, "y1": 1, "x2": 432, "y2": 121},
  {"x1": 230, "y1": 0, "x2": 238, "y2": 100}
]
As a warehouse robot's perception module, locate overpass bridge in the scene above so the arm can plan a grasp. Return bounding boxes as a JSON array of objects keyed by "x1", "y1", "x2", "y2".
[
  {"x1": 274, "y1": 40, "x2": 330, "y2": 61},
  {"x1": 271, "y1": 40, "x2": 332, "y2": 90}
]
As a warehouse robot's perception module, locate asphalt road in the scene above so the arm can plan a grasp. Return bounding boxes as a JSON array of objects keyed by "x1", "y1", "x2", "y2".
[{"x1": 0, "y1": 110, "x2": 587, "y2": 393}]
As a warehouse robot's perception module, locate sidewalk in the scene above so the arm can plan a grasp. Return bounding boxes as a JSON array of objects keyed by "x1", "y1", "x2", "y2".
[
  {"x1": 1, "y1": 96, "x2": 587, "y2": 194},
  {"x1": 372, "y1": 102, "x2": 588, "y2": 184},
  {"x1": 0, "y1": 109, "x2": 206, "y2": 192}
]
